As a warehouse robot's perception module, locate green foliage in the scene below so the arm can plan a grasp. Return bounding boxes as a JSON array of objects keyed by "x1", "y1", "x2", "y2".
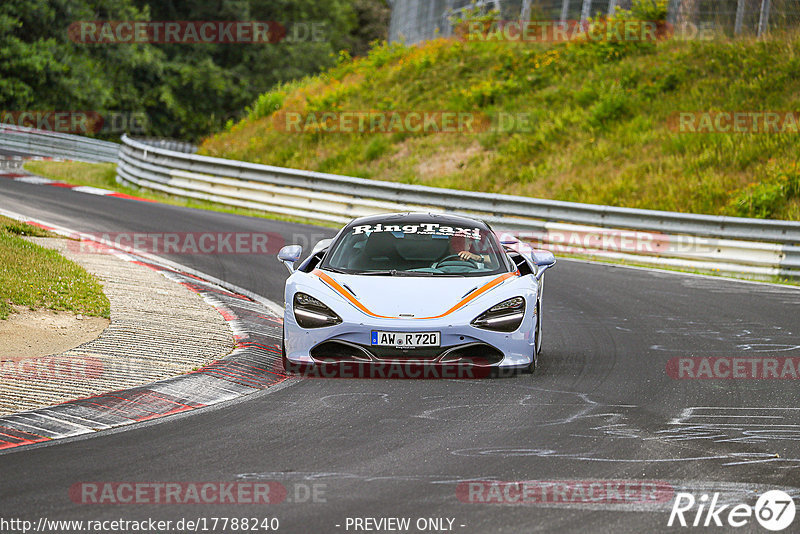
[
  {"x1": 1, "y1": 221, "x2": 51, "y2": 237},
  {"x1": 588, "y1": 84, "x2": 630, "y2": 129},
  {"x1": 730, "y1": 168, "x2": 800, "y2": 218},
  {"x1": 364, "y1": 136, "x2": 390, "y2": 161},
  {"x1": 0, "y1": 0, "x2": 389, "y2": 141},
  {"x1": 609, "y1": 0, "x2": 669, "y2": 23},
  {"x1": 449, "y1": 4, "x2": 500, "y2": 28},
  {"x1": 630, "y1": 0, "x2": 669, "y2": 22},
  {"x1": 0, "y1": 216, "x2": 109, "y2": 319},
  {"x1": 201, "y1": 22, "x2": 800, "y2": 222},
  {"x1": 249, "y1": 90, "x2": 287, "y2": 120}
]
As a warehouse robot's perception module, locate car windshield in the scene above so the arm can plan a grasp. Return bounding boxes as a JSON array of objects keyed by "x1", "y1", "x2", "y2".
[{"x1": 322, "y1": 220, "x2": 510, "y2": 277}]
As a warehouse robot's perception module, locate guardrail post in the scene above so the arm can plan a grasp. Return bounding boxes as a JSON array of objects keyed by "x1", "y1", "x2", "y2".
[
  {"x1": 580, "y1": 0, "x2": 592, "y2": 23},
  {"x1": 780, "y1": 245, "x2": 800, "y2": 279},
  {"x1": 428, "y1": 0, "x2": 437, "y2": 37},
  {"x1": 676, "y1": 0, "x2": 698, "y2": 26},
  {"x1": 734, "y1": 0, "x2": 746, "y2": 35},
  {"x1": 666, "y1": 0, "x2": 683, "y2": 25},
  {"x1": 758, "y1": 0, "x2": 771, "y2": 37},
  {"x1": 442, "y1": 0, "x2": 455, "y2": 36},
  {"x1": 520, "y1": 0, "x2": 532, "y2": 20}
]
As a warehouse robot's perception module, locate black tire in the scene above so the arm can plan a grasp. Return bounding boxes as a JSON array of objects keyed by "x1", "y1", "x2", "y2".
[
  {"x1": 281, "y1": 326, "x2": 289, "y2": 372},
  {"x1": 535, "y1": 299, "x2": 543, "y2": 356},
  {"x1": 524, "y1": 300, "x2": 542, "y2": 375}
]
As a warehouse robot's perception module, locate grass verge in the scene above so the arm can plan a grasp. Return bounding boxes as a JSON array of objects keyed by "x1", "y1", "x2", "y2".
[
  {"x1": 200, "y1": 18, "x2": 800, "y2": 221},
  {"x1": 0, "y1": 215, "x2": 110, "y2": 320}
]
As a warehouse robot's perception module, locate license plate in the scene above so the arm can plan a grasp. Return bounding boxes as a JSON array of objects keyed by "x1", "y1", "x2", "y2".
[{"x1": 371, "y1": 331, "x2": 440, "y2": 348}]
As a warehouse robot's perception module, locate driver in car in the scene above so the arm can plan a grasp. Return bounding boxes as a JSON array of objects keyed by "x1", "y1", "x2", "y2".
[{"x1": 451, "y1": 233, "x2": 497, "y2": 268}]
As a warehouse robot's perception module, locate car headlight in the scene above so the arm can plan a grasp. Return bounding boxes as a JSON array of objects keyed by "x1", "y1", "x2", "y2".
[
  {"x1": 471, "y1": 296, "x2": 526, "y2": 332},
  {"x1": 293, "y1": 292, "x2": 342, "y2": 328}
]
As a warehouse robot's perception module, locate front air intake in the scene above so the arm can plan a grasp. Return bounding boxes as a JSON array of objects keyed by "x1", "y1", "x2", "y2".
[
  {"x1": 438, "y1": 344, "x2": 504, "y2": 365},
  {"x1": 310, "y1": 341, "x2": 373, "y2": 363}
]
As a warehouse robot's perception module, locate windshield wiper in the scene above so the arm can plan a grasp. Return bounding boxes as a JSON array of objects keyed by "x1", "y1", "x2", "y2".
[
  {"x1": 360, "y1": 270, "x2": 398, "y2": 276},
  {"x1": 322, "y1": 266, "x2": 349, "y2": 274},
  {"x1": 358, "y1": 270, "x2": 455, "y2": 277}
]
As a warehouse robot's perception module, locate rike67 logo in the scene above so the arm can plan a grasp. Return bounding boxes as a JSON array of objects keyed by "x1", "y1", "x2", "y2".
[{"x1": 668, "y1": 490, "x2": 796, "y2": 531}]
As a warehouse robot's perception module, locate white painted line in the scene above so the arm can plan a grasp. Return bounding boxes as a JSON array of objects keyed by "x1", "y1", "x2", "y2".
[
  {"x1": 14, "y1": 176, "x2": 54, "y2": 185},
  {"x1": 72, "y1": 185, "x2": 115, "y2": 195}
]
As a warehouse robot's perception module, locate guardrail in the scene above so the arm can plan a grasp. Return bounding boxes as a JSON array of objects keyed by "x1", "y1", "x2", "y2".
[
  {"x1": 118, "y1": 134, "x2": 800, "y2": 281},
  {"x1": 0, "y1": 124, "x2": 119, "y2": 163},
  {"x1": 132, "y1": 138, "x2": 197, "y2": 154},
  {"x1": 1, "y1": 126, "x2": 795, "y2": 280}
]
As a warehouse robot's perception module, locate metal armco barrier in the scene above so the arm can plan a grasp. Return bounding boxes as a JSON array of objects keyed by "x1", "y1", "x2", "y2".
[
  {"x1": 117, "y1": 135, "x2": 800, "y2": 281},
  {"x1": 0, "y1": 124, "x2": 119, "y2": 163},
  {"x1": 0, "y1": 127, "x2": 796, "y2": 280}
]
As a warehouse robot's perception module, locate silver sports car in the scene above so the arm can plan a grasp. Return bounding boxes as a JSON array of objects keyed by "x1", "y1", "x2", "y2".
[{"x1": 278, "y1": 212, "x2": 555, "y2": 377}]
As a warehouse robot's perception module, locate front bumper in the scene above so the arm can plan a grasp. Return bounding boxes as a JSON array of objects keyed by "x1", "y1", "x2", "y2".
[{"x1": 283, "y1": 314, "x2": 536, "y2": 369}]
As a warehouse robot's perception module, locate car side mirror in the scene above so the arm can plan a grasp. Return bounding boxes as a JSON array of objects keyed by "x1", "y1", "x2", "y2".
[
  {"x1": 532, "y1": 251, "x2": 556, "y2": 280},
  {"x1": 278, "y1": 245, "x2": 303, "y2": 273}
]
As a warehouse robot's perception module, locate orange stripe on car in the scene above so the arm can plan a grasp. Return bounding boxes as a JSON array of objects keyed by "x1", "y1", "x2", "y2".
[
  {"x1": 312, "y1": 269, "x2": 518, "y2": 320},
  {"x1": 313, "y1": 269, "x2": 394, "y2": 319}
]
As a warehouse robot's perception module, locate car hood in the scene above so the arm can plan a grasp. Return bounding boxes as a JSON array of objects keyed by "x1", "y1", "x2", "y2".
[{"x1": 318, "y1": 271, "x2": 514, "y2": 318}]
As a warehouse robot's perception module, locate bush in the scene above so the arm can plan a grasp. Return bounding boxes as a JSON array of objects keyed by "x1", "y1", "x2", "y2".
[
  {"x1": 631, "y1": 0, "x2": 669, "y2": 22},
  {"x1": 589, "y1": 85, "x2": 630, "y2": 129},
  {"x1": 248, "y1": 91, "x2": 287, "y2": 120},
  {"x1": 730, "y1": 169, "x2": 800, "y2": 219}
]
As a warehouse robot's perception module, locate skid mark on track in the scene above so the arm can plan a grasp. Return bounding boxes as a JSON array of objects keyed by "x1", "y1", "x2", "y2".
[
  {"x1": 279, "y1": 374, "x2": 800, "y2": 469},
  {"x1": 650, "y1": 407, "x2": 800, "y2": 446},
  {"x1": 443, "y1": 400, "x2": 800, "y2": 468},
  {"x1": 234, "y1": 471, "x2": 800, "y2": 512},
  {"x1": 332, "y1": 378, "x2": 800, "y2": 469},
  {"x1": 649, "y1": 319, "x2": 798, "y2": 354}
]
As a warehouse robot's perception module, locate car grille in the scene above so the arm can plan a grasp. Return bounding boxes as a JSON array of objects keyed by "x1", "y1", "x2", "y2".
[{"x1": 309, "y1": 340, "x2": 504, "y2": 366}]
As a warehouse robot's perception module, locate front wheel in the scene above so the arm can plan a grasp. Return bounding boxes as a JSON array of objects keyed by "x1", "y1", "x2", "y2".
[
  {"x1": 281, "y1": 326, "x2": 289, "y2": 372},
  {"x1": 524, "y1": 300, "x2": 542, "y2": 375},
  {"x1": 534, "y1": 299, "x2": 542, "y2": 356}
]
